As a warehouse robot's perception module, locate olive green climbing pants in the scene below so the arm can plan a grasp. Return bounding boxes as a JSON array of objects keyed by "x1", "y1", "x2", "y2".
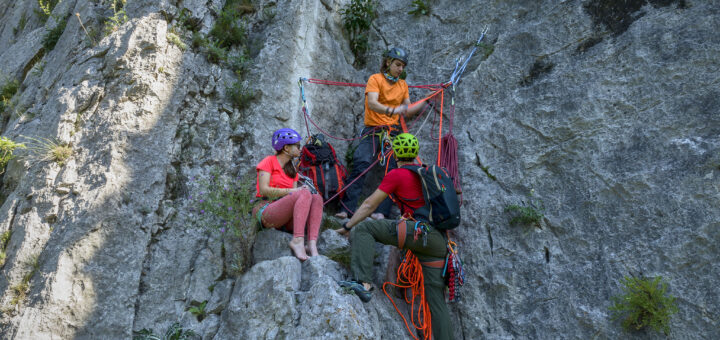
[{"x1": 350, "y1": 219, "x2": 453, "y2": 340}]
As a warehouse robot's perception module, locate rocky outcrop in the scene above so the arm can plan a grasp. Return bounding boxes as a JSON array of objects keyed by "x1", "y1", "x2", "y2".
[{"x1": 0, "y1": 0, "x2": 717, "y2": 339}]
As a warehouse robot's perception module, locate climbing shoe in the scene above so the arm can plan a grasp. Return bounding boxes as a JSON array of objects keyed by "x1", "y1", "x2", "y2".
[{"x1": 338, "y1": 280, "x2": 372, "y2": 303}]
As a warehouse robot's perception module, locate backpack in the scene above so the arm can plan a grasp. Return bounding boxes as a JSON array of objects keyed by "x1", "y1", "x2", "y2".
[
  {"x1": 299, "y1": 134, "x2": 348, "y2": 201},
  {"x1": 401, "y1": 164, "x2": 461, "y2": 230}
]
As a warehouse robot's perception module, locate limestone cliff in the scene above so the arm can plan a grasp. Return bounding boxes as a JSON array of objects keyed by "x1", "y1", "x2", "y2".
[{"x1": 0, "y1": 0, "x2": 717, "y2": 339}]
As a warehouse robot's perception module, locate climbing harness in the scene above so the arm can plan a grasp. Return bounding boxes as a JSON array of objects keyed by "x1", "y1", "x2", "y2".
[{"x1": 253, "y1": 201, "x2": 270, "y2": 227}]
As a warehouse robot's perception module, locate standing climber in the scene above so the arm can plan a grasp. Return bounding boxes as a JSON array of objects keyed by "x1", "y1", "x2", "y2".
[
  {"x1": 336, "y1": 47, "x2": 427, "y2": 220},
  {"x1": 254, "y1": 128, "x2": 324, "y2": 261},
  {"x1": 337, "y1": 133, "x2": 453, "y2": 340}
]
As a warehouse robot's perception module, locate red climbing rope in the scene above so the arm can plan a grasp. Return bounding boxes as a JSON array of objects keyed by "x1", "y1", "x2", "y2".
[{"x1": 307, "y1": 77, "x2": 448, "y2": 90}]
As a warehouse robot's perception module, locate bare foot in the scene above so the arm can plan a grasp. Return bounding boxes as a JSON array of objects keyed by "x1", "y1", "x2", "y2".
[
  {"x1": 307, "y1": 240, "x2": 319, "y2": 257},
  {"x1": 289, "y1": 237, "x2": 308, "y2": 261},
  {"x1": 370, "y1": 213, "x2": 385, "y2": 220},
  {"x1": 334, "y1": 211, "x2": 348, "y2": 219}
]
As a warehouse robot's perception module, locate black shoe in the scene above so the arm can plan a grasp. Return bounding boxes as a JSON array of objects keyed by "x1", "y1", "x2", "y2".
[{"x1": 338, "y1": 280, "x2": 372, "y2": 303}]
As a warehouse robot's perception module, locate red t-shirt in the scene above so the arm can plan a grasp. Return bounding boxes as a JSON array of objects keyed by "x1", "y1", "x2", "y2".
[
  {"x1": 378, "y1": 166, "x2": 425, "y2": 216},
  {"x1": 256, "y1": 155, "x2": 298, "y2": 197}
]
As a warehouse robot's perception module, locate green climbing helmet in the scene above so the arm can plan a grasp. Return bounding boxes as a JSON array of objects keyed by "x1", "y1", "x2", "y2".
[{"x1": 392, "y1": 133, "x2": 419, "y2": 159}]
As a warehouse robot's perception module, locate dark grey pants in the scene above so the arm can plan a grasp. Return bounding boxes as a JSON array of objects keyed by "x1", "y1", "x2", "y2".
[{"x1": 340, "y1": 126, "x2": 397, "y2": 216}]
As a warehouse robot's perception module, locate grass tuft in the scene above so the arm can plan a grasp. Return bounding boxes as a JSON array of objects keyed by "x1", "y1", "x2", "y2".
[
  {"x1": 9, "y1": 254, "x2": 40, "y2": 306},
  {"x1": 408, "y1": 0, "x2": 430, "y2": 16},
  {"x1": 205, "y1": 40, "x2": 228, "y2": 64},
  {"x1": 167, "y1": 32, "x2": 187, "y2": 51},
  {"x1": 21, "y1": 136, "x2": 72, "y2": 167},
  {"x1": 0, "y1": 231, "x2": 11, "y2": 268},
  {"x1": 505, "y1": 189, "x2": 544, "y2": 227},
  {"x1": 36, "y1": 0, "x2": 60, "y2": 21},
  {"x1": 133, "y1": 322, "x2": 196, "y2": 340}
]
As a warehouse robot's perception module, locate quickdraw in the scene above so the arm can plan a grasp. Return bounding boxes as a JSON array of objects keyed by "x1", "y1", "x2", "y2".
[
  {"x1": 413, "y1": 221, "x2": 430, "y2": 247},
  {"x1": 297, "y1": 172, "x2": 318, "y2": 195},
  {"x1": 443, "y1": 240, "x2": 465, "y2": 302}
]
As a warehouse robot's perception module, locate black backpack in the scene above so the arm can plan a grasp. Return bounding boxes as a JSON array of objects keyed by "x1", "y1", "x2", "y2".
[
  {"x1": 402, "y1": 164, "x2": 461, "y2": 230},
  {"x1": 298, "y1": 134, "x2": 348, "y2": 201}
]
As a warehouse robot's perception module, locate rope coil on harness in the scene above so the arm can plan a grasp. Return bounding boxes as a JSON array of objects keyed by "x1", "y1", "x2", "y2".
[{"x1": 383, "y1": 249, "x2": 433, "y2": 340}]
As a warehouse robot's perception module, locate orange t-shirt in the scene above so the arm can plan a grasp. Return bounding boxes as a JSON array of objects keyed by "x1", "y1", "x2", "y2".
[
  {"x1": 364, "y1": 73, "x2": 409, "y2": 127},
  {"x1": 255, "y1": 155, "x2": 298, "y2": 197}
]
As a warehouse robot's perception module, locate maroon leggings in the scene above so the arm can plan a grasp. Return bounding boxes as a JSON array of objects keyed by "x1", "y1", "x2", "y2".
[{"x1": 261, "y1": 189, "x2": 323, "y2": 240}]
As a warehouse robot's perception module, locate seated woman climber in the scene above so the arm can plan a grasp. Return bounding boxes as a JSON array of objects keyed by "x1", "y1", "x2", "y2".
[
  {"x1": 255, "y1": 128, "x2": 323, "y2": 261},
  {"x1": 336, "y1": 133, "x2": 453, "y2": 340}
]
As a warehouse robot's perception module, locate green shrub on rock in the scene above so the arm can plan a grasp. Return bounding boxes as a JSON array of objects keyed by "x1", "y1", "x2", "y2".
[
  {"x1": 0, "y1": 79, "x2": 20, "y2": 114},
  {"x1": 188, "y1": 169, "x2": 255, "y2": 238},
  {"x1": 36, "y1": 0, "x2": 60, "y2": 21},
  {"x1": 43, "y1": 16, "x2": 68, "y2": 51},
  {"x1": 0, "y1": 137, "x2": 26, "y2": 173},
  {"x1": 340, "y1": 0, "x2": 376, "y2": 66},
  {"x1": 104, "y1": 1, "x2": 128, "y2": 36},
  {"x1": 610, "y1": 275, "x2": 678, "y2": 335},
  {"x1": 227, "y1": 79, "x2": 255, "y2": 110},
  {"x1": 209, "y1": 0, "x2": 252, "y2": 48}
]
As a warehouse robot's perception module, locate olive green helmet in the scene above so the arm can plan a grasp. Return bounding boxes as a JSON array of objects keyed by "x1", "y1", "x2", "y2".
[{"x1": 392, "y1": 133, "x2": 419, "y2": 159}]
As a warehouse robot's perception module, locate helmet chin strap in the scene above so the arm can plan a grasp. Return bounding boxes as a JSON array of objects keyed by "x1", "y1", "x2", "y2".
[{"x1": 384, "y1": 72, "x2": 399, "y2": 83}]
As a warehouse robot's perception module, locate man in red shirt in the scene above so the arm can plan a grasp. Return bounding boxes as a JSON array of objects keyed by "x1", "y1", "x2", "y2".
[{"x1": 337, "y1": 133, "x2": 453, "y2": 340}]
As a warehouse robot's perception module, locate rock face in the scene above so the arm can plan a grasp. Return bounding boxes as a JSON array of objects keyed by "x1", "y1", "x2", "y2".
[{"x1": 0, "y1": 0, "x2": 717, "y2": 339}]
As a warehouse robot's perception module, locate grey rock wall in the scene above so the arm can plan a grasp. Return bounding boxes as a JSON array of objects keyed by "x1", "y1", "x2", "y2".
[{"x1": 0, "y1": 0, "x2": 717, "y2": 339}]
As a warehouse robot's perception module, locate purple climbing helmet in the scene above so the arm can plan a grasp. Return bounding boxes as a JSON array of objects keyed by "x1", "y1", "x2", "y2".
[{"x1": 272, "y1": 128, "x2": 302, "y2": 151}]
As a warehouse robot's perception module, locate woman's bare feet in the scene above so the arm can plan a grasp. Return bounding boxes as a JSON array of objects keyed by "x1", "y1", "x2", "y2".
[
  {"x1": 334, "y1": 211, "x2": 348, "y2": 219},
  {"x1": 289, "y1": 237, "x2": 308, "y2": 261},
  {"x1": 307, "y1": 240, "x2": 319, "y2": 257}
]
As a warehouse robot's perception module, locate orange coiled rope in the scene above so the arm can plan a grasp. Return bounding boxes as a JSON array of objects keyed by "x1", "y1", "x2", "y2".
[{"x1": 383, "y1": 250, "x2": 433, "y2": 340}]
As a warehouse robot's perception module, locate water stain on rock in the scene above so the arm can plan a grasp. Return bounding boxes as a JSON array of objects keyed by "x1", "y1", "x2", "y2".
[{"x1": 584, "y1": 0, "x2": 688, "y2": 36}]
